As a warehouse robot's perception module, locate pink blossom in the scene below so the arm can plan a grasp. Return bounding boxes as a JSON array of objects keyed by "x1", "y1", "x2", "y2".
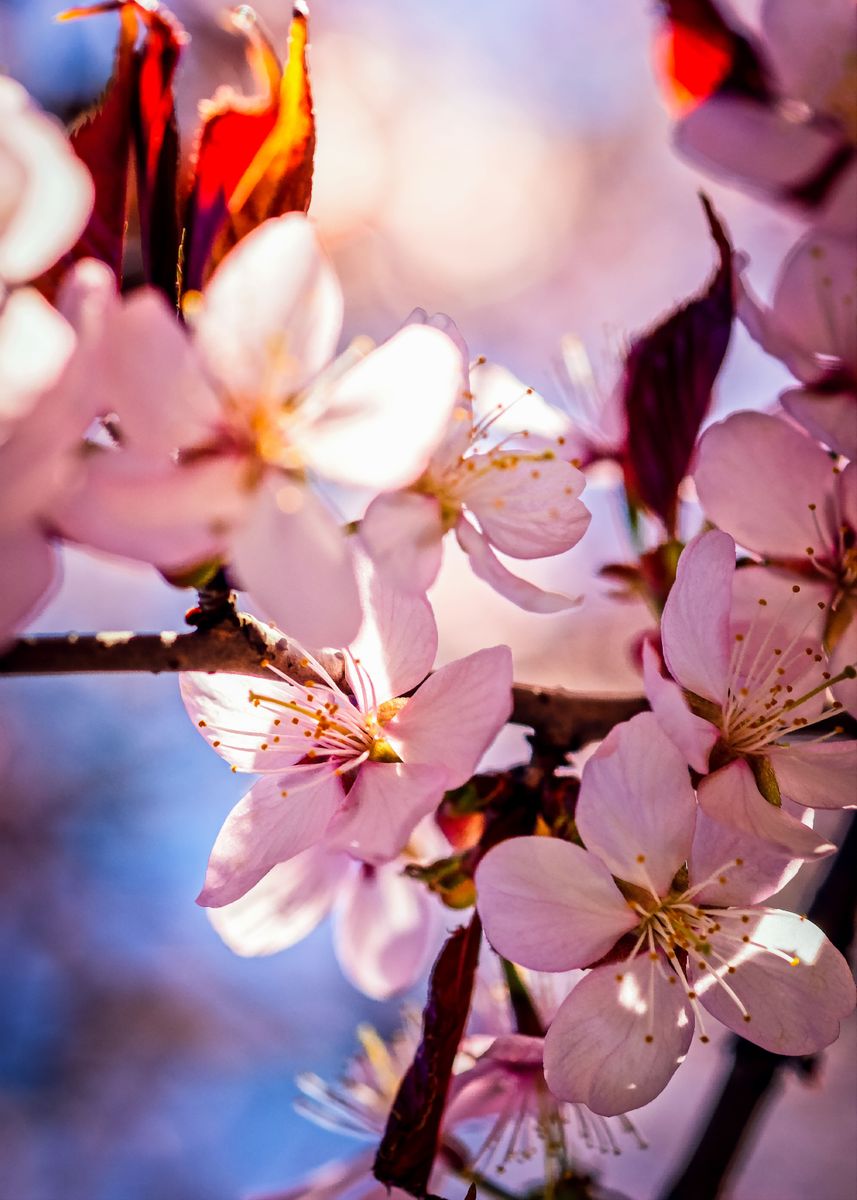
[
  {"x1": 475, "y1": 713, "x2": 856, "y2": 1115},
  {"x1": 0, "y1": 76, "x2": 93, "y2": 285},
  {"x1": 359, "y1": 340, "x2": 590, "y2": 613},
  {"x1": 671, "y1": 0, "x2": 857, "y2": 229},
  {"x1": 737, "y1": 231, "x2": 857, "y2": 458},
  {"x1": 183, "y1": 563, "x2": 512, "y2": 905},
  {"x1": 645, "y1": 530, "x2": 856, "y2": 862},
  {"x1": 57, "y1": 215, "x2": 463, "y2": 648},
  {"x1": 207, "y1": 817, "x2": 451, "y2": 1000}
]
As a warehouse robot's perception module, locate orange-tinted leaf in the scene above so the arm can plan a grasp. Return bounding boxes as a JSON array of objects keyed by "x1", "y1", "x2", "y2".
[
  {"x1": 654, "y1": 0, "x2": 771, "y2": 115},
  {"x1": 183, "y1": 4, "x2": 314, "y2": 291}
]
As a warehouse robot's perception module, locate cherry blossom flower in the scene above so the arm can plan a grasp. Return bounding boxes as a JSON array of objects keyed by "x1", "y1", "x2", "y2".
[
  {"x1": 737, "y1": 231, "x2": 857, "y2": 459},
  {"x1": 0, "y1": 76, "x2": 93, "y2": 286},
  {"x1": 695, "y1": 410, "x2": 857, "y2": 714},
  {"x1": 0, "y1": 282, "x2": 99, "y2": 641},
  {"x1": 359, "y1": 341, "x2": 590, "y2": 613},
  {"x1": 475, "y1": 713, "x2": 856, "y2": 1115},
  {"x1": 670, "y1": 0, "x2": 857, "y2": 230},
  {"x1": 644, "y1": 530, "x2": 856, "y2": 862},
  {"x1": 57, "y1": 214, "x2": 463, "y2": 647},
  {"x1": 183, "y1": 563, "x2": 512, "y2": 906},
  {"x1": 207, "y1": 817, "x2": 451, "y2": 999}
]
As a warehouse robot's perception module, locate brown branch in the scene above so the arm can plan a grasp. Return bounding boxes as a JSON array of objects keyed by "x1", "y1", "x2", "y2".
[{"x1": 0, "y1": 622, "x2": 648, "y2": 746}]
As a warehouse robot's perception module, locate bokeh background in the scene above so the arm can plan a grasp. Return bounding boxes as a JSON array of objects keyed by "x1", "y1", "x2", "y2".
[{"x1": 0, "y1": 0, "x2": 854, "y2": 1197}]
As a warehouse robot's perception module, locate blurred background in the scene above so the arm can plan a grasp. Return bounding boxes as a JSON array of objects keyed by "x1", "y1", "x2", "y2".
[{"x1": 0, "y1": 0, "x2": 853, "y2": 1197}]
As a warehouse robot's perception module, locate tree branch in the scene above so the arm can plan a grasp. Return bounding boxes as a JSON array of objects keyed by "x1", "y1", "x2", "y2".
[{"x1": 0, "y1": 622, "x2": 647, "y2": 746}]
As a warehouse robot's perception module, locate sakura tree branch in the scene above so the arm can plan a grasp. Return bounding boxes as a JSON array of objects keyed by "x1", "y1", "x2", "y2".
[{"x1": 0, "y1": 621, "x2": 648, "y2": 746}]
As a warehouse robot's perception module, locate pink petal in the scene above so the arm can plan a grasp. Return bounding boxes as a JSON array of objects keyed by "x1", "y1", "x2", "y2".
[
  {"x1": 199, "y1": 765, "x2": 343, "y2": 907},
  {"x1": 661, "y1": 530, "x2": 734, "y2": 704},
  {"x1": 761, "y1": 0, "x2": 856, "y2": 115},
  {"x1": 327, "y1": 761, "x2": 447, "y2": 864},
  {"x1": 346, "y1": 556, "x2": 438, "y2": 700},
  {"x1": 207, "y1": 845, "x2": 342, "y2": 955},
  {"x1": 689, "y1": 802, "x2": 810, "y2": 907},
  {"x1": 301, "y1": 325, "x2": 463, "y2": 491},
  {"x1": 0, "y1": 77, "x2": 93, "y2": 283},
  {"x1": 456, "y1": 517, "x2": 581, "y2": 612},
  {"x1": 195, "y1": 214, "x2": 343, "y2": 402},
  {"x1": 830, "y1": 617, "x2": 857, "y2": 717},
  {"x1": 771, "y1": 229, "x2": 857, "y2": 376},
  {"x1": 0, "y1": 524, "x2": 56, "y2": 644},
  {"x1": 180, "y1": 672, "x2": 304, "y2": 772},
  {"x1": 389, "y1": 645, "x2": 513, "y2": 788},
  {"x1": 577, "y1": 711, "x2": 697, "y2": 895},
  {"x1": 543, "y1": 958, "x2": 694, "y2": 1116},
  {"x1": 691, "y1": 909, "x2": 856, "y2": 1055},
  {"x1": 642, "y1": 640, "x2": 718, "y2": 774},
  {"x1": 469, "y1": 360, "x2": 571, "y2": 441},
  {"x1": 674, "y1": 96, "x2": 840, "y2": 196},
  {"x1": 767, "y1": 740, "x2": 857, "y2": 810},
  {"x1": 332, "y1": 859, "x2": 443, "y2": 999},
  {"x1": 696, "y1": 761, "x2": 835, "y2": 878},
  {"x1": 475, "y1": 837, "x2": 637, "y2": 971},
  {"x1": 695, "y1": 412, "x2": 839, "y2": 562},
  {"x1": 0, "y1": 287, "x2": 75, "y2": 429},
  {"x1": 358, "y1": 492, "x2": 444, "y2": 594},
  {"x1": 460, "y1": 454, "x2": 590, "y2": 559},
  {"x1": 231, "y1": 478, "x2": 361, "y2": 651},
  {"x1": 781, "y1": 388, "x2": 857, "y2": 461}
]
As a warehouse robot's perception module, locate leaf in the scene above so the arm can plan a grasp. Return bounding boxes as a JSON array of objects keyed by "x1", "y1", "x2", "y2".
[
  {"x1": 654, "y1": 0, "x2": 771, "y2": 115},
  {"x1": 183, "y1": 4, "x2": 315, "y2": 291},
  {"x1": 620, "y1": 194, "x2": 734, "y2": 537},
  {"x1": 373, "y1": 913, "x2": 482, "y2": 1197}
]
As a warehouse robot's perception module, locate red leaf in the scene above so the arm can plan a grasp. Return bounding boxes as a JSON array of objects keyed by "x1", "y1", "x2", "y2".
[
  {"x1": 183, "y1": 4, "x2": 315, "y2": 292},
  {"x1": 621, "y1": 195, "x2": 734, "y2": 537},
  {"x1": 653, "y1": 0, "x2": 771, "y2": 115},
  {"x1": 373, "y1": 914, "x2": 482, "y2": 1197}
]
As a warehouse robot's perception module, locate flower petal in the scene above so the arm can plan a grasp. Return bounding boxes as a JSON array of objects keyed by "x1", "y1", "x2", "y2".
[
  {"x1": 332, "y1": 859, "x2": 443, "y2": 999},
  {"x1": 326, "y1": 761, "x2": 447, "y2": 863},
  {"x1": 661, "y1": 529, "x2": 734, "y2": 703},
  {"x1": 577, "y1": 711, "x2": 697, "y2": 895},
  {"x1": 689, "y1": 802, "x2": 810, "y2": 907},
  {"x1": 195, "y1": 213, "x2": 343, "y2": 402},
  {"x1": 301, "y1": 325, "x2": 463, "y2": 491},
  {"x1": 460, "y1": 454, "x2": 590, "y2": 559},
  {"x1": 475, "y1": 837, "x2": 637, "y2": 971},
  {"x1": 455, "y1": 517, "x2": 581, "y2": 612},
  {"x1": 389, "y1": 645, "x2": 513, "y2": 788},
  {"x1": 207, "y1": 844, "x2": 341, "y2": 955},
  {"x1": 346, "y1": 556, "x2": 438, "y2": 700},
  {"x1": 543, "y1": 958, "x2": 694, "y2": 1116},
  {"x1": 642, "y1": 640, "x2": 718, "y2": 774},
  {"x1": 691, "y1": 910, "x2": 856, "y2": 1055},
  {"x1": 0, "y1": 524, "x2": 56, "y2": 644},
  {"x1": 180, "y1": 671, "x2": 304, "y2": 772},
  {"x1": 695, "y1": 412, "x2": 839, "y2": 561},
  {"x1": 767, "y1": 740, "x2": 857, "y2": 810},
  {"x1": 358, "y1": 491, "x2": 444, "y2": 595},
  {"x1": 231, "y1": 477, "x2": 361, "y2": 650},
  {"x1": 781, "y1": 388, "x2": 857, "y2": 461},
  {"x1": 696, "y1": 760, "x2": 835, "y2": 873},
  {"x1": 198, "y1": 765, "x2": 343, "y2": 907}
]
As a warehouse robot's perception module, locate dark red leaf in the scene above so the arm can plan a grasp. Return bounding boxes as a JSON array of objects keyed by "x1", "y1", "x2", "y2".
[
  {"x1": 654, "y1": 0, "x2": 771, "y2": 114},
  {"x1": 621, "y1": 195, "x2": 734, "y2": 537},
  {"x1": 183, "y1": 4, "x2": 314, "y2": 292},
  {"x1": 373, "y1": 913, "x2": 482, "y2": 1197}
]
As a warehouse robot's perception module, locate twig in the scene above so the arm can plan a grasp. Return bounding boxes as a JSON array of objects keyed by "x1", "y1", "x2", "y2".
[
  {"x1": 0, "y1": 623, "x2": 647, "y2": 746},
  {"x1": 659, "y1": 812, "x2": 857, "y2": 1200}
]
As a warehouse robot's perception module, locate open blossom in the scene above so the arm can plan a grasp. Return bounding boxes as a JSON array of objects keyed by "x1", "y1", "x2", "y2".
[
  {"x1": 738, "y1": 231, "x2": 857, "y2": 459},
  {"x1": 208, "y1": 817, "x2": 451, "y2": 1000},
  {"x1": 644, "y1": 530, "x2": 856, "y2": 864},
  {"x1": 695, "y1": 411, "x2": 857, "y2": 715},
  {"x1": 57, "y1": 214, "x2": 463, "y2": 648},
  {"x1": 359, "y1": 334, "x2": 590, "y2": 613},
  {"x1": 0, "y1": 76, "x2": 93, "y2": 285},
  {"x1": 476, "y1": 713, "x2": 856, "y2": 1116},
  {"x1": 183, "y1": 563, "x2": 512, "y2": 906},
  {"x1": 668, "y1": 0, "x2": 857, "y2": 230}
]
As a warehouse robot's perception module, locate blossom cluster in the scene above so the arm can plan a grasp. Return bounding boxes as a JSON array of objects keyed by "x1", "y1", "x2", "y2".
[{"x1": 1, "y1": 0, "x2": 855, "y2": 1197}]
